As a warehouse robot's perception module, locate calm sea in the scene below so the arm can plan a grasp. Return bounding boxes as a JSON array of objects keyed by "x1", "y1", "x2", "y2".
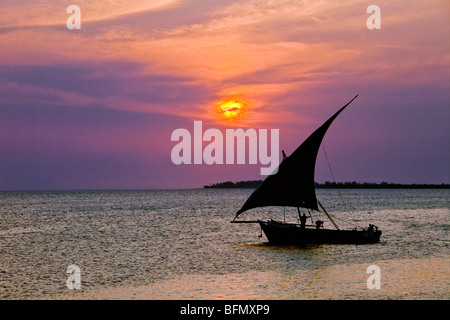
[{"x1": 0, "y1": 189, "x2": 448, "y2": 300}]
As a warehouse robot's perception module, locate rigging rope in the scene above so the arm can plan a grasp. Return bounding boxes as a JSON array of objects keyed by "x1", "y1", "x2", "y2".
[{"x1": 321, "y1": 142, "x2": 362, "y2": 228}]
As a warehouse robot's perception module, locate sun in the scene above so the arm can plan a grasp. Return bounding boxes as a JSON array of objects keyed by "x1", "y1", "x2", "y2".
[{"x1": 216, "y1": 97, "x2": 247, "y2": 121}]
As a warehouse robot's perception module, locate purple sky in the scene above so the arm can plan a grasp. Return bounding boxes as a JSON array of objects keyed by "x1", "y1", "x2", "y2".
[{"x1": 0, "y1": 0, "x2": 449, "y2": 190}]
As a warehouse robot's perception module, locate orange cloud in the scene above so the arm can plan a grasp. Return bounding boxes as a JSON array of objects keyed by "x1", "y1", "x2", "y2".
[
  {"x1": 0, "y1": 0, "x2": 447, "y2": 128},
  {"x1": 0, "y1": 0, "x2": 179, "y2": 28}
]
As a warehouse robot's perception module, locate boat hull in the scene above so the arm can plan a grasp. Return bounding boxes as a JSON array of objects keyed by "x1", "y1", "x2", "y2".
[{"x1": 258, "y1": 220, "x2": 381, "y2": 244}]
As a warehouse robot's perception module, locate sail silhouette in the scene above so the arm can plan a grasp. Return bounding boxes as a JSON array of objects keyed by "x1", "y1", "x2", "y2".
[{"x1": 234, "y1": 95, "x2": 359, "y2": 219}]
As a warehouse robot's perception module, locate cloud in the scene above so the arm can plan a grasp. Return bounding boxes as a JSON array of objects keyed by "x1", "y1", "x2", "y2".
[
  {"x1": 1, "y1": 1, "x2": 448, "y2": 127},
  {"x1": 0, "y1": 0, "x2": 180, "y2": 29},
  {"x1": 0, "y1": 63, "x2": 211, "y2": 119}
]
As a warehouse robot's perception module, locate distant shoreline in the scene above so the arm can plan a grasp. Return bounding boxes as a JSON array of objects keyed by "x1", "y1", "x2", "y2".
[{"x1": 203, "y1": 180, "x2": 450, "y2": 189}]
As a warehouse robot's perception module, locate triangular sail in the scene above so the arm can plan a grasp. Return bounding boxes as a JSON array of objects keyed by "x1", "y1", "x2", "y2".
[{"x1": 234, "y1": 95, "x2": 358, "y2": 219}]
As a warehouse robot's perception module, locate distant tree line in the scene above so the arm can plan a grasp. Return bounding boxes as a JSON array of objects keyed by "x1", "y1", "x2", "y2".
[
  {"x1": 315, "y1": 181, "x2": 449, "y2": 189},
  {"x1": 203, "y1": 180, "x2": 450, "y2": 189},
  {"x1": 204, "y1": 180, "x2": 263, "y2": 188}
]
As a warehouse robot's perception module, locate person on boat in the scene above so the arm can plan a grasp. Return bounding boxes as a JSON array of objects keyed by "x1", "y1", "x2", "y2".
[
  {"x1": 300, "y1": 213, "x2": 307, "y2": 229},
  {"x1": 315, "y1": 220, "x2": 324, "y2": 229}
]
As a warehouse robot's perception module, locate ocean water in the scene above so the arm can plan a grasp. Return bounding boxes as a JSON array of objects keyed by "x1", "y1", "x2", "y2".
[{"x1": 0, "y1": 188, "x2": 448, "y2": 300}]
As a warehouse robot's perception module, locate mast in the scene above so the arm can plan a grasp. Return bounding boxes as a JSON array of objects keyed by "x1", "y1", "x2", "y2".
[{"x1": 318, "y1": 201, "x2": 340, "y2": 230}]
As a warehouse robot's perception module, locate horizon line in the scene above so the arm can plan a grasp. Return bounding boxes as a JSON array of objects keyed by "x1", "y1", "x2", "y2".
[{"x1": 1, "y1": 182, "x2": 449, "y2": 192}]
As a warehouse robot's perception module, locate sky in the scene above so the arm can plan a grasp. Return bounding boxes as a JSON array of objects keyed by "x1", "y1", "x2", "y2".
[{"x1": 0, "y1": 0, "x2": 449, "y2": 190}]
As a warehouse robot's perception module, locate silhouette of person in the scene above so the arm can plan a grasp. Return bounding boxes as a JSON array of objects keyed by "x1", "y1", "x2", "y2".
[{"x1": 300, "y1": 213, "x2": 307, "y2": 229}]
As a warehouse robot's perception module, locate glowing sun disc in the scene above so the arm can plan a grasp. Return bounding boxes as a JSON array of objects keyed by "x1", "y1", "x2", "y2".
[{"x1": 216, "y1": 98, "x2": 247, "y2": 121}]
